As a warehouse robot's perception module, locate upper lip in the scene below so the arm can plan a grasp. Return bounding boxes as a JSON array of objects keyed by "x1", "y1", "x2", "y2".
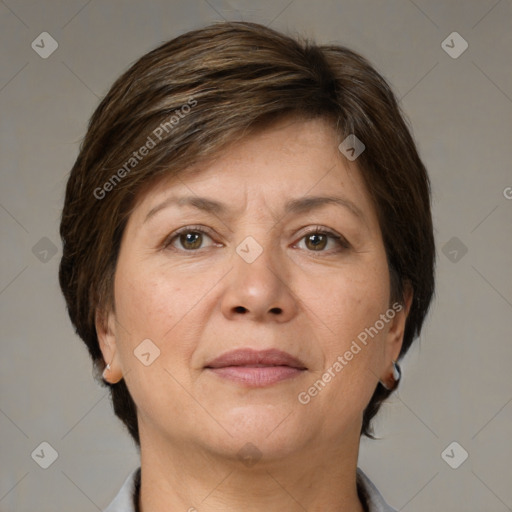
[{"x1": 205, "y1": 348, "x2": 307, "y2": 370}]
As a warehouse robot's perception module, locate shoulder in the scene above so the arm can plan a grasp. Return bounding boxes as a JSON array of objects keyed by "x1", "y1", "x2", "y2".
[
  {"x1": 357, "y1": 467, "x2": 398, "y2": 512},
  {"x1": 103, "y1": 467, "x2": 140, "y2": 512}
]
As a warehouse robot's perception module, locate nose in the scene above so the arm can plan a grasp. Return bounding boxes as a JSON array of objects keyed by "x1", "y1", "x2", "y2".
[{"x1": 220, "y1": 240, "x2": 299, "y2": 323}]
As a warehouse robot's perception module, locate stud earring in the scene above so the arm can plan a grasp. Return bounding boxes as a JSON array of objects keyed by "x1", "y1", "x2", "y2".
[
  {"x1": 102, "y1": 362, "x2": 111, "y2": 380},
  {"x1": 380, "y1": 360, "x2": 401, "y2": 391}
]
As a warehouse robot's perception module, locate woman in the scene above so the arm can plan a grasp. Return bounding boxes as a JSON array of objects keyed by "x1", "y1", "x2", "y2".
[{"x1": 59, "y1": 21, "x2": 435, "y2": 512}]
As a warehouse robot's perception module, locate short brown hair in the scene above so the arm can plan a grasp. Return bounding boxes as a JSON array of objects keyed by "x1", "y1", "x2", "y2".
[{"x1": 59, "y1": 21, "x2": 435, "y2": 446}]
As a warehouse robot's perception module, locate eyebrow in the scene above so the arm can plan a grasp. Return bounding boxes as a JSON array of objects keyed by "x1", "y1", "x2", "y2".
[
  {"x1": 144, "y1": 194, "x2": 365, "y2": 223},
  {"x1": 144, "y1": 196, "x2": 227, "y2": 223},
  {"x1": 284, "y1": 196, "x2": 365, "y2": 221}
]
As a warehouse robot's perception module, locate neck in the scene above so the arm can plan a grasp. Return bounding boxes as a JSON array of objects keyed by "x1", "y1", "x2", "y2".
[{"x1": 137, "y1": 427, "x2": 366, "y2": 512}]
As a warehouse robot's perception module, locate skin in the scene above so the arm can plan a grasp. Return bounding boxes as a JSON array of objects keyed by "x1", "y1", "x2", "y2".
[{"x1": 97, "y1": 117, "x2": 412, "y2": 512}]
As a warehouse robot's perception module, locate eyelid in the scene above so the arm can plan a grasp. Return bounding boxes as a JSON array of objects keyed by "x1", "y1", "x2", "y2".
[{"x1": 294, "y1": 225, "x2": 351, "y2": 250}]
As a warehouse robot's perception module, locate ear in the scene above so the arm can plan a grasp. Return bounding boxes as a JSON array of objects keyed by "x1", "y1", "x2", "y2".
[
  {"x1": 95, "y1": 307, "x2": 124, "y2": 384},
  {"x1": 382, "y1": 282, "x2": 414, "y2": 367}
]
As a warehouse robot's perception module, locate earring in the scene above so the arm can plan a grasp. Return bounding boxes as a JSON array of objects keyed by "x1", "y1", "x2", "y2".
[
  {"x1": 102, "y1": 363, "x2": 111, "y2": 380},
  {"x1": 392, "y1": 360, "x2": 401, "y2": 382},
  {"x1": 380, "y1": 360, "x2": 401, "y2": 391}
]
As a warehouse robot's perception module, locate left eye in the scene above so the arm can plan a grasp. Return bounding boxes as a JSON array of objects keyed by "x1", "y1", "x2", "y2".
[{"x1": 295, "y1": 230, "x2": 348, "y2": 252}]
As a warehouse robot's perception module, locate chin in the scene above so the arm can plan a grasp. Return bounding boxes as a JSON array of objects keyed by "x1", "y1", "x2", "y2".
[{"x1": 206, "y1": 403, "x2": 309, "y2": 460}]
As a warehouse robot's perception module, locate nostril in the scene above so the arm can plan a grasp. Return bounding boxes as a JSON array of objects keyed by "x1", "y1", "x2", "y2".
[
  {"x1": 233, "y1": 306, "x2": 247, "y2": 314},
  {"x1": 269, "y1": 307, "x2": 282, "y2": 314}
]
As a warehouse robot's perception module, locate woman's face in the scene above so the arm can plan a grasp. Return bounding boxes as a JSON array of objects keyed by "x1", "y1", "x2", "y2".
[{"x1": 98, "y1": 117, "x2": 408, "y2": 461}]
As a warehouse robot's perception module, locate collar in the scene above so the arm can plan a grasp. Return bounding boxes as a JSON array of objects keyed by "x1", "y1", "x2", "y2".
[{"x1": 104, "y1": 466, "x2": 397, "y2": 512}]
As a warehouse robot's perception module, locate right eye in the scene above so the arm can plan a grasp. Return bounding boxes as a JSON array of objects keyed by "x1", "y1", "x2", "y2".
[{"x1": 163, "y1": 226, "x2": 219, "y2": 252}]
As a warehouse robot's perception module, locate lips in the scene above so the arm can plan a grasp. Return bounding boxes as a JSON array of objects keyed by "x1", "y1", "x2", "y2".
[
  {"x1": 205, "y1": 348, "x2": 306, "y2": 369},
  {"x1": 204, "y1": 348, "x2": 307, "y2": 387}
]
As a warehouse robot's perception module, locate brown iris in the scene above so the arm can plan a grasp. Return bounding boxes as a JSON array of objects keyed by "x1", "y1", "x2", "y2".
[
  {"x1": 305, "y1": 233, "x2": 328, "y2": 251},
  {"x1": 180, "y1": 232, "x2": 203, "y2": 250}
]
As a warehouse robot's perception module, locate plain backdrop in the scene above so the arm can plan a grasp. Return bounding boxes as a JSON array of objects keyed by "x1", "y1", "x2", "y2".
[{"x1": 1, "y1": 1, "x2": 511, "y2": 511}]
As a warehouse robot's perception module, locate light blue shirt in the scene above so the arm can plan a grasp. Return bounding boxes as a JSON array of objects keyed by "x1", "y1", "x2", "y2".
[{"x1": 104, "y1": 466, "x2": 397, "y2": 512}]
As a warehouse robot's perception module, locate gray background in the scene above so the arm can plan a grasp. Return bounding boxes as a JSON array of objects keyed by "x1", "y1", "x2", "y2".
[{"x1": 1, "y1": 1, "x2": 511, "y2": 511}]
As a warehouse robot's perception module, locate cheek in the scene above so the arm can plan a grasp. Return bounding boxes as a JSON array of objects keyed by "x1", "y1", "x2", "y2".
[
  {"x1": 112, "y1": 267, "x2": 200, "y2": 421},
  {"x1": 115, "y1": 251, "x2": 207, "y2": 334},
  {"x1": 301, "y1": 255, "x2": 390, "y2": 406},
  {"x1": 317, "y1": 263, "x2": 390, "y2": 346},
  {"x1": 114, "y1": 270, "x2": 175, "y2": 338},
  {"x1": 112, "y1": 262, "x2": 215, "y2": 368}
]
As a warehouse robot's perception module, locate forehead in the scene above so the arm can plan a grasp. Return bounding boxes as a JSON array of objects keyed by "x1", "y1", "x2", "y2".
[{"x1": 129, "y1": 117, "x2": 379, "y2": 229}]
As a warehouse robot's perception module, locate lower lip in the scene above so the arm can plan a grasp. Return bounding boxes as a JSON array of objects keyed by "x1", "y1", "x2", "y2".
[{"x1": 206, "y1": 366, "x2": 305, "y2": 387}]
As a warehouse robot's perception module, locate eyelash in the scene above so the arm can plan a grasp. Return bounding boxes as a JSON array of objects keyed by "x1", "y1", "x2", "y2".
[{"x1": 162, "y1": 225, "x2": 350, "y2": 253}]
